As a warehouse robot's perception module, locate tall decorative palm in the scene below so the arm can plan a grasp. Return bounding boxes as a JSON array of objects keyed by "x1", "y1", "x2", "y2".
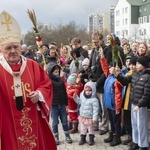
[{"x1": 27, "y1": 9, "x2": 46, "y2": 67}]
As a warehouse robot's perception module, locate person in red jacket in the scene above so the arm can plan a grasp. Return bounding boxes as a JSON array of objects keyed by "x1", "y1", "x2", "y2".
[
  {"x1": 66, "y1": 73, "x2": 83, "y2": 133},
  {"x1": 100, "y1": 47, "x2": 123, "y2": 146}
]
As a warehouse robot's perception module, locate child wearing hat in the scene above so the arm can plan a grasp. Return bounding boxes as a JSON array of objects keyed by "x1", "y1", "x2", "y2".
[
  {"x1": 114, "y1": 56, "x2": 150, "y2": 150},
  {"x1": 73, "y1": 81, "x2": 99, "y2": 146},
  {"x1": 78, "y1": 58, "x2": 90, "y2": 85},
  {"x1": 47, "y1": 63, "x2": 72, "y2": 145},
  {"x1": 66, "y1": 74, "x2": 83, "y2": 133}
]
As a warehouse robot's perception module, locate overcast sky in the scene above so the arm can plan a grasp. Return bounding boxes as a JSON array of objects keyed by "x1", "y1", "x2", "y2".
[{"x1": 0, "y1": 0, "x2": 118, "y2": 34}]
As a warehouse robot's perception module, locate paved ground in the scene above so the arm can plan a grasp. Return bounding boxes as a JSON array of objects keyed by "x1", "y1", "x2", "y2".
[
  {"x1": 57, "y1": 125, "x2": 129, "y2": 150},
  {"x1": 54, "y1": 112, "x2": 150, "y2": 150}
]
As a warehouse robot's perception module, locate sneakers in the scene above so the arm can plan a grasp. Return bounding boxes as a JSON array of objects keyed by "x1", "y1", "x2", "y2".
[
  {"x1": 54, "y1": 133, "x2": 59, "y2": 145},
  {"x1": 65, "y1": 133, "x2": 72, "y2": 144}
]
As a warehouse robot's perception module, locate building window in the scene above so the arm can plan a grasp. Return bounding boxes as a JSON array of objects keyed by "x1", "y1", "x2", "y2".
[
  {"x1": 122, "y1": 19, "x2": 124, "y2": 25},
  {"x1": 138, "y1": 17, "x2": 143, "y2": 24},
  {"x1": 125, "y1": 7, "x2": 128, "y2": 13},
  {"x1": 143, "y1": 16, "x2": 147, "y2": 23},
  {"x1": 116, "y1": 10, "x2": 120, "y2": 16},
  {"x1": 139, "y1": 8, "x2": 142, "y2": 12},
  {"x1": 125, "y1": 18, "x2": 128, "y2": 25},
  {"x1": 144, "y1": 6, "x2": 147, "y2": 11},
  {"x1": 139, "y1": 29, "x2": 146, "y2": 35},
  {"x1": 122, "y1": 8, "x2": 124, "y2": 14},
  {"x1": 125, "y1": 30, "x2": 128, "y2": 35},
  {"x1": 116, "y1": 20, "x2": 120, "y2": 26}
]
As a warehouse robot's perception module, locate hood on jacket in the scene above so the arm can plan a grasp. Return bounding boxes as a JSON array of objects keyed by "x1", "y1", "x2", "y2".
[
  {"x1": 83, "y1": 81, "x2": 96, "y2": 98},
  {"x1": 47, "y1": 62, "x2": 61, "y2": 77}
]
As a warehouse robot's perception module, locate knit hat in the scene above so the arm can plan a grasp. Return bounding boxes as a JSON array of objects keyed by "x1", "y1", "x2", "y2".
[
  {"x1": 84, "y1": 85, "x2": 92, "y2": 91},
  {"x1": 129, "y1": 56, "x2": 137, "y2": 65},
  {"x1": 125, "y1": 55, "x2": 131, "y2": 61},
  {"x1": 43, "y1": 43, "x2": 49, "y2": 49},
  {"x1": 82, "y1": 58, "x2": 89, "y2": 66},
  {"x1": 67, "y1": 74, "x2": 77, "y2": 84},
  {"x1": 136, "y1": 56, "x2": 149, "y2": 68}
]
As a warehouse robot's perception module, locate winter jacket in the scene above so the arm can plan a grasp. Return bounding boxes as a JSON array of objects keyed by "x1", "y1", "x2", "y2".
[
  {"x1": 47, "y1": 63, "x2": 68, "y2": 106},
  {"x1": 66, "y1": 82, "x2": 83, "y2": 111},
  {"x1": 117, "y1": 69, "x2": 150, "y2": 108},
  {"x1": 74, "y1": 81, "x2": 99, "y2": 121},
  {"x1": 100, "y1": 58, "x2": 122, "y2": 113},
  {"x1": 63, "y1": 55, "x2": 84, "y2": 75},
  {"x1": 69, "y1": 55, "x2": 84, "y2": 74}
]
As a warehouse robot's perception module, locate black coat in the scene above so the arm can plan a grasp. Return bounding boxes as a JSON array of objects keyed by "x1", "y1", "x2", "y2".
[
  {"x1": 88, "y1": 44, "x2": 112, "y2": 93},
  {"x1": 117, "y1": 70, "x2": 150, "y2": 108},
  {"x1": 47, "y1": 63, "x2": 68, "y2": 106},
  {"x1": 50, "y1": 77, "x2": 68, "y2": 106}
]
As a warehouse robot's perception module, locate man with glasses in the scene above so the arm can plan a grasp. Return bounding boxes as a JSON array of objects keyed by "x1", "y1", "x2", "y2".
[{"x1": 88, "y1": 32, "x2": 112, "y2": 135}]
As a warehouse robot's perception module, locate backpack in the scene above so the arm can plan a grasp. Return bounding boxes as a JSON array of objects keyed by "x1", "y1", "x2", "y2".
[{"x1": 104, "y1": 74, "x2": 116, "y2": 110}]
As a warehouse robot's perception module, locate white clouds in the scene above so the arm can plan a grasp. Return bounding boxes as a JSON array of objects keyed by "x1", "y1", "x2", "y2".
[{"x1": 0, "y1": 0, "x2": 117, "y2": 33}]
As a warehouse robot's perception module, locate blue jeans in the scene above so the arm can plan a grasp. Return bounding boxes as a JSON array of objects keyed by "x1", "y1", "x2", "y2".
[{"x1": 50, "y1": 105, "x2": 69, "y2": 134}]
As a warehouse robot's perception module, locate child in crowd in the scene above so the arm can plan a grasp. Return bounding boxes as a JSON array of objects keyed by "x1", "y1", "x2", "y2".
[
  {"x1": 78, "y1": 58, "x2": 90, "y2": 85},
  {"x1": 47, "y1": 63, "x2": 72, "y2": 145},
  {"x1": 114, "y1": 56, "x2": 150, "y2": 150},
  {"x1": 66, "y1": 74, "x2": 83, "y2": 133},
  {"x1": 100, "y1": 48, "x2": 123, "y2": 146},
  {"x1": 73, "y1": 81, "x2": 99, "y2": 146},
  {"x1": 124, "y1": 55, "x2": 131, "y2": 71},
  {"x1": 63, "y1": 48, "x2": 84, "y2": 75},
  {"x1": 121, "y1": 56, "x2": 137, "y2": 145}
]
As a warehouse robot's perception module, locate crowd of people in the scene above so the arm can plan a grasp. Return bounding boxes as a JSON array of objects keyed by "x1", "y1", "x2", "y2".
[
  {"x1": 21, "y1": 31, "x2": 150, "y2": 150},
  {"x1": 0, "y1": 10, "x2": 150, "y2": 150}
]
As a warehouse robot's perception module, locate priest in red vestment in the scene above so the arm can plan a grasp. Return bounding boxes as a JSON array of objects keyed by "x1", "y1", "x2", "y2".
[{"x1": 0, "y1": 11, "x2": 57, "y2": 150}]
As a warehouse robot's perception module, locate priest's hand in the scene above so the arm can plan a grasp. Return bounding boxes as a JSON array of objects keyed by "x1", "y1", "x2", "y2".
[{"x1": 28, "y1": 91, "x2": 39, "y2": 103}]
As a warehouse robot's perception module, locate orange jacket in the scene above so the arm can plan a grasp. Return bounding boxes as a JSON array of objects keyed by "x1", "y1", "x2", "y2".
[{"x1": 100, "y1": 58, "x2": 122, "y2": 113}]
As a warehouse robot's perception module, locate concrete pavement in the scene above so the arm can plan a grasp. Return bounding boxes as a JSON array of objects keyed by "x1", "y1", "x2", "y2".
[
  {"x1": 55, "y1": 111, "x2": 150, "y2": 150},
  {"x1": 57, "y1": 125, "x2": 129, "y2": 150}
]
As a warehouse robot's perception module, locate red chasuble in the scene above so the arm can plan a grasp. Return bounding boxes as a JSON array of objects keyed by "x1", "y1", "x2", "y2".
[{"x1": 0, "y1": 57, "x2": 57, "y2": 150}]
